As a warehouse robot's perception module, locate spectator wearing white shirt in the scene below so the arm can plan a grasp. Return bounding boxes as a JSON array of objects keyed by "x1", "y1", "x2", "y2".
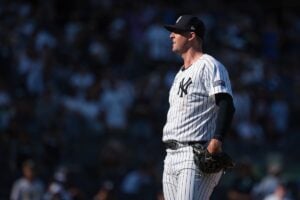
[{"x1": 10, "y1": 160, "x2": 44, "y2": 200}]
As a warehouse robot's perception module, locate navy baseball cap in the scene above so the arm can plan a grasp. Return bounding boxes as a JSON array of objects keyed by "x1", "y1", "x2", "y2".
[{"x1": 164, "y1": 15, "x2": 205, "y2": 39}]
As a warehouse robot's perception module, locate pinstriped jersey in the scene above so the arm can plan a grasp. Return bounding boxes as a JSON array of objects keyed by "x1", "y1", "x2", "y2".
[{"x1": 163, "y1": 54, "x2": 233, "y2": 143}]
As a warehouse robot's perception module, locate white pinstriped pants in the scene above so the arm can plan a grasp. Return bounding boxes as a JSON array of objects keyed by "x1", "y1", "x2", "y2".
[{"x1": 163, "y1": 146, "x2": 222, "y2": 200}]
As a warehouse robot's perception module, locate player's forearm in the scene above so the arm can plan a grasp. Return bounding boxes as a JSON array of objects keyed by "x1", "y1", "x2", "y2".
[{"x1": 213, "y1": 93, "x2": 235, "y2": 142}]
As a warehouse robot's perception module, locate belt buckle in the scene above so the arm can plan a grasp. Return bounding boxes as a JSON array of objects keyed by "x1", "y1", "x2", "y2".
[
  {"x1": 170, "y1": 141, "x2": 178, "y2": 149},
  {"x1": 166, "y1": 140, "x2": 179, "y2": 150}
]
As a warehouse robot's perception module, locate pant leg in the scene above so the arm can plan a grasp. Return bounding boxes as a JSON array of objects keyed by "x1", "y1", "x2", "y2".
[
  {"x1": 176, "y1": 160, "x2": 198, "y2": 200},
  {"x1": 191, "y1": 169, "x2": 222, "y2": 200},
  {"x1": 175, "y1": 147, "x2": 223, "y2": 200},
  {"x1": 163, "y1": 146, "x2": 222, "y2": 200},
  {"x1": 163, "y1": 153, "x2": 177, "y2": 200}
]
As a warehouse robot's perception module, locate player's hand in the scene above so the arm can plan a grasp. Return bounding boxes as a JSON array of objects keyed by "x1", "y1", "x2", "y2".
[{"x1": 207, "y1": 139, "x2": 222, "y2": 154}]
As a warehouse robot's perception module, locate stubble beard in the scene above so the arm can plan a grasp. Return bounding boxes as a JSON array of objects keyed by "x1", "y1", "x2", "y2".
[{"x1": 172, "y1": 43, "x2": 187, "y2": 55}]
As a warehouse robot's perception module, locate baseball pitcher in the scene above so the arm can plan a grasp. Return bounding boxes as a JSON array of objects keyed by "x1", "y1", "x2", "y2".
[{"x1": 162, "y1": 15, "x2": 235, "y2": 200}]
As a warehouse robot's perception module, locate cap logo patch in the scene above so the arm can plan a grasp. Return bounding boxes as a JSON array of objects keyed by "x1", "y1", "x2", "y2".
[
  {"x1": 191, "y1": 26, "x2": 195, "y2": 30},
  {"x1": 176, "y1": 16, "x2": 182, "y2": 24}
]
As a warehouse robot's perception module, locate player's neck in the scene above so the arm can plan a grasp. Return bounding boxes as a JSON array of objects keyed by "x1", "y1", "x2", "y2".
[{"x1": 182, "y1": 50, "x2": 203, "y2": 69}]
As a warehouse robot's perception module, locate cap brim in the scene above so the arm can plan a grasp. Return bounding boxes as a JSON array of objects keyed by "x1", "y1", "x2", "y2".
[{"x1": 164, "y1": 25, "x2": 186, "y2": 33}]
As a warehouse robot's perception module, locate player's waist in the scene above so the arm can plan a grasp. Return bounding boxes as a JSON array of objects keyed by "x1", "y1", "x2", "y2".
[
  {"x1": 163, "y1": 118, "x2": 216, "y2": 136},
  {"x1": 164, "y1": 140, "x2": 207, "y2": 150}
]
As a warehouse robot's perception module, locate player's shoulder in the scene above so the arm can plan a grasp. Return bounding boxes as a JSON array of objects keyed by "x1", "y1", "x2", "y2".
[
  {"x1": 201, "y1": 54, "x2": 227, "y2": 71},
  {"x1": 201, "y1": 54, "x2": 222, "y2": 66}
]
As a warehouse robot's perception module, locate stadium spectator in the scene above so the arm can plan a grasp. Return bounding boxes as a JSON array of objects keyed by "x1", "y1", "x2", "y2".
[{"x1": 10, "y1": 160, "x2": 44, "y2": 200}]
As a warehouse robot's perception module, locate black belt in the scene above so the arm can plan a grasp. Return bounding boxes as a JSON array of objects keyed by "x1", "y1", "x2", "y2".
[{"x1": 164, "y1": 140, "x2": 207, "y2": 150}]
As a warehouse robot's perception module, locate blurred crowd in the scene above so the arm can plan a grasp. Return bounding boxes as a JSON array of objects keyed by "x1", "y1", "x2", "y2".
[{"x1": 0, "y1": 0, "x2": 300, "y2": 199}]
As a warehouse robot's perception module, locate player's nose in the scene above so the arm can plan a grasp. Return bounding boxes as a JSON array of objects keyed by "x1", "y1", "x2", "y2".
[{"x1": 170, "y1": 32, "x2": 175, "y2": 39}]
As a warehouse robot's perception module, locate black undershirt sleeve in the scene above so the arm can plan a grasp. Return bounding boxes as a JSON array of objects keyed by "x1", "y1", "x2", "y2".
[{"x1": 213, "y1": 93, "x2": 235, "y2": 142}]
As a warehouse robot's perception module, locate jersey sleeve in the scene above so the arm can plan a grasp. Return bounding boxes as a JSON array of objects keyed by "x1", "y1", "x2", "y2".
[{"x1": 202, "y1": 60, "x2": 232, "y2": 96}]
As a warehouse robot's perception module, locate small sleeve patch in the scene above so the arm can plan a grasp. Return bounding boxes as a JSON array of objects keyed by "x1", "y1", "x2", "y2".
[{"x1": 213, "y1": 80, "x2": 225, "y2": 87}]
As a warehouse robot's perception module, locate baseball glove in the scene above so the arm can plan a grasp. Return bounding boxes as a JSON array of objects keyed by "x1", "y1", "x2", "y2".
[{"x1": 192, "y1": 144, "x2": 235, "y2": 174}]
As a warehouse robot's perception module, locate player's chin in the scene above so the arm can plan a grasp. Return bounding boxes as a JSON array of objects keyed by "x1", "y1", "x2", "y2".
[{"x1": 172, "y1": 47, "x2": 180, "y2": 53}]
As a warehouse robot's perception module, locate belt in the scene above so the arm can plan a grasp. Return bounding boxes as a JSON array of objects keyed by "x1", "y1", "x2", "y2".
[{"x1": 164, "y1": 140, "x2": 207, "y2": 150}]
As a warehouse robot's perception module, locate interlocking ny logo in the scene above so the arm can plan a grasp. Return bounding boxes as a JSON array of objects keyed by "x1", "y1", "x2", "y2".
[{"x1": 178, "y1": 77, "x2": 192, "y2": 97}]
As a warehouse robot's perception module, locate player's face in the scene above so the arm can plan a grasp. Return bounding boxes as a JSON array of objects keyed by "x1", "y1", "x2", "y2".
[{"x1": 169, "y1": 31, "x2": 191, "y2": 54}]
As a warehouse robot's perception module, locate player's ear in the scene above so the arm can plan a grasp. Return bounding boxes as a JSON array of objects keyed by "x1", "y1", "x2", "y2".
[{"x1": 189, "y1": 32, "x2": 197, "y2": 41}]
